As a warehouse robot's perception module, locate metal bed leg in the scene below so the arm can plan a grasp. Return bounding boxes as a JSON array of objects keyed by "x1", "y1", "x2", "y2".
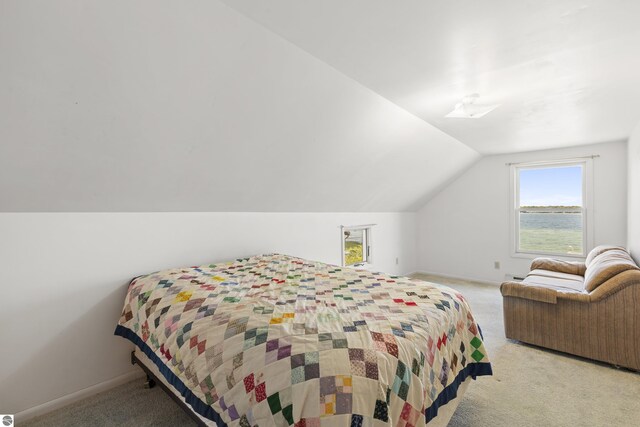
[
  {"x1": 144, "y1": 374, "x2": 156, "y2": 389},
  {"x1": 129, "y1": 349, "x2": 209, "y2": 425},
  {"x1": 132, "y1": 350, "x2": 156, "y2": 388}
]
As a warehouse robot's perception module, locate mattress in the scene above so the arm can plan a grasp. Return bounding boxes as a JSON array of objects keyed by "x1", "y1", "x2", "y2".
[{"x1": 115, "y1": 254, "x2": 491, "y2": 426}]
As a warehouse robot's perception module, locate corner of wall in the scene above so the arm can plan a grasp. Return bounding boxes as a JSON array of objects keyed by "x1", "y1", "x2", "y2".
[{"x1": 628, "y1": 123, "x2": 640, "y2": 263}]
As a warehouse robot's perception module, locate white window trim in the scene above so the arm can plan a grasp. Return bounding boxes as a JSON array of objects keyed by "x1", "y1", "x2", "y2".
[
  {"x1": 340, "y1": 224, "x2": 374, "y2": 267},
  {"x1": 509, "y1": 158, "x2": 594, "y2": 260}
]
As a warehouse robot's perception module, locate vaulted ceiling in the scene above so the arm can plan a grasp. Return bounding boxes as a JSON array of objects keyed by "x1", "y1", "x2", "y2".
[
  {"x1": 1, "y1": 1, "x2": 638, "y2": 212},
  {"x1": 222, "y1": 0, "x2": 640, "y2": 154},
  {"x1": 0, "y1": 0, "x2": 477, "y2": 212}
]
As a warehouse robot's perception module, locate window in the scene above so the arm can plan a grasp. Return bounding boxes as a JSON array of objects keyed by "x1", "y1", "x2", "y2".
[
  {"x1": 341, "y1": 225, "x2": 373, "y2": 266},
  {"x1": 511, "y1": 159, "x2": 592, "y2": 257}
]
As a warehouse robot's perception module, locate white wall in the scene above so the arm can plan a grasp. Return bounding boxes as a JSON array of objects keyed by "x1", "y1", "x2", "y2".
[
  {"x1": 628, "y1": 124, "x2": 640, "y2": 263},
  {"x1": 0, "y1": 0, "x2": 478, "y2": 212},
  {"x1": 0, "y1": 212, "x2": 417, "y2": 416},
  {"x1": 0, "y1": 0, "x2": 451, "y2": 418},
  {"x1": 417, "y1": 141, "x2": 628, "y2": 283}
]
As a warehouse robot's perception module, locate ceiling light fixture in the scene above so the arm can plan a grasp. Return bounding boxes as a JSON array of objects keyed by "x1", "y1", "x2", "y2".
[{"x1": 445, "y1": 93, "x2": 499, "y2": 118}]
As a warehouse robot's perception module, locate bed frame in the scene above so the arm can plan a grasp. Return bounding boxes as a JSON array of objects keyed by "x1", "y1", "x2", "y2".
[
  {"x1": 131, "y1": 349, "x2": 209, "y2": 426},
  {"x1": 131, "y1": 347, "x2": 470, "y2": 427}
]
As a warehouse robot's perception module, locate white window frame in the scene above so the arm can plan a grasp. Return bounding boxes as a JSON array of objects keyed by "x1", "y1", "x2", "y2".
[
  {"x1": 340, "y1": 224, "x2": 374, "y2": 267},
  {"x1": 509, "y1": 158, "x2": 593, "y2": 259}
]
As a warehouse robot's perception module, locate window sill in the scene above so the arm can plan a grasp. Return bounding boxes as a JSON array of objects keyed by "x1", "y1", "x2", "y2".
[{"x1": 511, "y1": 251, "x2": 586, "y2": 261}]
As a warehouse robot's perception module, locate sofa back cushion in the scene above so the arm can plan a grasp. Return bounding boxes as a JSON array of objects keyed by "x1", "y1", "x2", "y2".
[
  {"x1": 585, "y1": 245, "x2": 626, "y2": 267},
  {"x1": 530, "y1": 258, "x2": 586, "y2": 276},
  {"x1": 584, "y1": 249, "x2": 639, "y2": 292}
]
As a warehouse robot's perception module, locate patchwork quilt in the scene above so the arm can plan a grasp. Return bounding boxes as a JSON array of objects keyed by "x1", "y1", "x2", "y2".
[{"x1": 115, "y1": 254, "x2": 491, "y2": 427}]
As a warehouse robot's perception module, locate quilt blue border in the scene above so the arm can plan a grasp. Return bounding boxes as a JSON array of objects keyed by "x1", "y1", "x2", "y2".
[
  {"x1": 114, "y1": 324, "x2": 228, "y2": 427},
  {"x1": 424, "y1": 360, "x2": 493, "y2": 422},
  {"x1": 116, "y1": 324, "x2": 491, "y2": 425}
]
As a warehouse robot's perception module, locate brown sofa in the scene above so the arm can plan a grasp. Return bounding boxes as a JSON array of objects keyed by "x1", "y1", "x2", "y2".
[{"x1": 500, "y1": 245, "x2": 640, "y2": 371}]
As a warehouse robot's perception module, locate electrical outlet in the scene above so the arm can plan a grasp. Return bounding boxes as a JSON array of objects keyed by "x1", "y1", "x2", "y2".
[
  {"x1": 494, "y1": 261, "x2": 500, "y2": 269},
  {"x1": 395, "y1": 257, "x2": 399, "y2": 265}
]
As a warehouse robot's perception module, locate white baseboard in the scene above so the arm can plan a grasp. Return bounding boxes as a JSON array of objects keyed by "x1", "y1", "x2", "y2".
[
  {"x1": 15, "y1": 369, "x2": 145, "y2": 423},
  {"x1": 408, "y1": 270, "x2": 501, "y2": 286}
]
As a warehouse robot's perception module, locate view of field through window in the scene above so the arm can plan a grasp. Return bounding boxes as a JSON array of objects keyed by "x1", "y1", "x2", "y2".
[
  {"x1": 518, "y1": 165, "x2": 584, "y2": 255},
  {"x1": 344, "y1": 229, "x2": 365, "y2": 265}
]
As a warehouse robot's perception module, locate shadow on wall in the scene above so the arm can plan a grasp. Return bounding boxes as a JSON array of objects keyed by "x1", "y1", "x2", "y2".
[{"x1": 1, "y1": 283, "x2": 137, "y2": 414}]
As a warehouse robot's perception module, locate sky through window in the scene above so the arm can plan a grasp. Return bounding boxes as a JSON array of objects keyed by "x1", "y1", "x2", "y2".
[{"x1": 519, "y1": 166, "x2": 582, "y2": 207}]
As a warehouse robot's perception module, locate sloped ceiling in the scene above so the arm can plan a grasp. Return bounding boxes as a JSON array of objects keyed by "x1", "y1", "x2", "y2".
[
  {"x1": 222, "y1": 0, "x2": 640, "y2": 154},
  {"x1": 0, "y1": 0, "x2": 478, "y2": 212}
]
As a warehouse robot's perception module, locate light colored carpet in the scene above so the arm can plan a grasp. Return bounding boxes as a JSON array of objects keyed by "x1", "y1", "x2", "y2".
[
  {"x1": 23, "y1": 274, "x2": 640, "y2": 427},
  {"x1": 415, "y1": 274, "x2": 640, "y2": 427}
]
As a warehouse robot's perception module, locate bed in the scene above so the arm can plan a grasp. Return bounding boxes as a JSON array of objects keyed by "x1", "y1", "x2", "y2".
[{"x1": 115, "y1": 254, "x2": 491, "y2": 426}]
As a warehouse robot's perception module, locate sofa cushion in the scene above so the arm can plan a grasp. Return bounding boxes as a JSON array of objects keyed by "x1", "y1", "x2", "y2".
[
  {"x1": 585, "y1": 245, "x2": 626, "y2": 267},
  {"x1": 530, "y1": 258, "x2": 586, "y2": 276},
  {"x1": 523, "y1": 269, "x2": 585, "y2": 293},
  {"x1": 583, "y1": 249, "x2": 639, "y2": 292}
]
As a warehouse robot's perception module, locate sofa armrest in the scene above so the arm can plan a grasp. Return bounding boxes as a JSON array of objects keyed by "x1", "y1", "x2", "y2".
[
  {"x1": 588, "y1": 269, "x2": 640, "y2": 302},
  {"x1": 530, "y1": 257, "x2": 586, "y2": 276},
  {"x1": 500, "y1": 281, "x2": 557, "y2": 304}
]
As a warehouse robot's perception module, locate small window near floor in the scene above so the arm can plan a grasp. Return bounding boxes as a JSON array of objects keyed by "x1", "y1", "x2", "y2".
[
  {"x1": 341, "y1": 225, "x2": 373, "y2": 266},
  {"x1": 510, "y1": 159, "x2": 592, "y2": 257}
]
